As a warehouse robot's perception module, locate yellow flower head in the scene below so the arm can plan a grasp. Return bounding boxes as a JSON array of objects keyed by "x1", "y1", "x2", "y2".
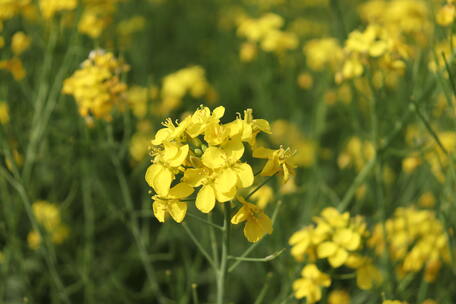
[
  {"x1": 62, "y1": 50, "x2": 129, "y2": 121},
  {"x1": 146, "y1": 106, "x2": 279, "y2": 228},
  {"x1": 39, "y1": 0, "x2": 77, "y2": 19},
  {"x1": 292, "y1": 264, "x2": 331, "y2": 303},
  {"x1": 11, "y1": 31, "x2": 31, "y2": 55}
]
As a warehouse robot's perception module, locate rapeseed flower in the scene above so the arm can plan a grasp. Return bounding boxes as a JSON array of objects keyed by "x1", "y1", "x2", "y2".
[
  {"x1": 27, "y1": 201, "x2": 69, "y2": 249},
  {"x1": 62, "y1": 50, "x2": 129, "y2": 121},
  {"x1": 292, "y1": 264, "x2": 331, "y2": 303},
  {"x1": 145, "y1": 106, "x2": 291, "y2": 241},
  {"x1": 231, "y1": 196, "x2": 273, "y2": 242}
]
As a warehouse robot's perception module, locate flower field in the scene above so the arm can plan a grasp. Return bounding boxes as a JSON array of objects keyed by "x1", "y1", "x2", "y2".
[{"x1": 1, "y1": 0, "x2": 456, "y2": 303}]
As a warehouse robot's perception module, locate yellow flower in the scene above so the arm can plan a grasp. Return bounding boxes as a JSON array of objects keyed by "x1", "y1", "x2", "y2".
[
  {"x1": 253, "y1": 146, "x2": 296, "y2": 182},
  {"x1": 345, "y1": 255, "x2": 382, "y2": 289},
  {"x1": 184, "y1": 138, "x2": 253, "y2": 213},
  {"x1": 226, "y1": 109, "x2": 272, "y2": 146},
  {"x1": 145, "y1": 142, "x2": 189, "y2": 196},
  {"x1": 436, "y1": 3, "x2": 455, "y2": 26},
  {"x1": 39, "y1": 0, "x2": 77, "y2": 19},
  {"x1": 157, "y1": 66, "x2": 212, "y2": 115},
  {"x1": 11, "y1": 31, "x2": 31, "y2": 55},
  {"x1": 317, "y1": 227, "x2": 361, "y2": 267},
  {"x1": 383, "y1": 300, "x2": 408, "y2": 304},
  {"x1": 292, "y1": 264, "x2": 331, "y2": 303},
  {"x1": 240, "y1": 42, "x2": 257, "y2": 62},
  {"x1": 303, "y1": 38, "x2": 342, "y2": 71},
  {"x1": 152, "y1": 183, "x2": 194, "y2": 223},
  {"x1": 62, "y1": 50, "x2": 129, "y2": 121},
  {"x1": 289, "y1": 226, "x2": 319, "y2": 261},
  {"x1": 28, "y1": 200, "x2": 69, "y2": 249},
  {"x1": 328, "y1": 289, "x2": 350, "y2": 304},
  {"x1": 231, "y1": 196, "x2": 273, "y2": 242},
  {"x1": 0, "y1": 101, "x2": 9, "y2": 124},
  {"x1": 0, "y1": 57, "x2": 26, "y2": 80},
  {"x1": 78, "y1": 11, "x2": 111, "y2": 38}
]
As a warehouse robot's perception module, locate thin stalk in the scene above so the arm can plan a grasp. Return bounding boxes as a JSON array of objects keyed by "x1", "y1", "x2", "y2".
[
  {"x1": 216, "y1": 202, "x2": 231, "y2": 304},
  {"x1": 182, "y1": 223, "x2": 217, "y2": 270},
  {"x1": 109, "y1": 146, "x2": 166, "y2": 303}
]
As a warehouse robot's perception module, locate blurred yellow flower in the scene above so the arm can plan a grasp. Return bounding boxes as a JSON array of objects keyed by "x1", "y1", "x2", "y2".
[
  {"x1": 11, "y1": 31, "x2": 31, "y2": 55},
  {"x1": 27, "y1": 201, "x2": 69, "y2": 249},
  {"x1": 62, "y1": 50, "x2": 129, "y2": 121},
  {"x1": 292, "y1": 264, "x2": 331, "y2": 303},
  {"x1": 328, "y1": 289, "x2": 350, "y2": 304},
  {"x1": 39, "y1": 0, "x2": 77, "y2": 19}
]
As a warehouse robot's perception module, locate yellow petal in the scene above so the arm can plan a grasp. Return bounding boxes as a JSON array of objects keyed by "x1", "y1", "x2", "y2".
[
  {"x1": 234, "y1": 163, "x2": 254, "y2": 188},
  {"x1": 244, "y1": 213, "x2": 273, "y2": 242},
  {"x1": 153, "y1": 166, "x2": 173, "y2": 196},
  {"x1": 213, "y1": 106, "x2": 225, "y2": 119},
  {"x1": 169, "y1": 183, "x2": 194, "y2": 199},
  {"x1": 215, "y1": 186, "x2": 237, "y2": 202},
  {"x1": 223, "y1": 138, "x2": 244, "y2": 161},
  {"x1": 196, "y1": 185, "x2": 216, "y2": 213},
  {"x1": 152, "y1": 200, "x2": 167, "y2": 223},
  {"x1": 145, "y1": 164, "x2": 160, "y2": 188},
  {"x1": 328, "y1": 248, "x2": 349, "y2": 268},
  {"x1": 168, "y1": 200, "x2": 187, "y2": 223},
  {"x1": 182, "y1": 168, "x2": 205, "y2": 187},
  {"x1": 202, "y1": 146, "x2": 226, "y2": 169},
  {"x1": 317, "y1": 241, "x2": 338, "y2": 258},
  {"x1": 231, "y1": 205, "x2": 249, "y2": 224},
  {"x1": 214, "y1": 169, "x2": 237, "y2": 194}
]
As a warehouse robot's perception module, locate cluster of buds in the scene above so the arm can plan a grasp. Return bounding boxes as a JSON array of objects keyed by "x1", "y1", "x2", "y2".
[{"x1": 145, "y1": 106, "x2": 296, "y2": 242}]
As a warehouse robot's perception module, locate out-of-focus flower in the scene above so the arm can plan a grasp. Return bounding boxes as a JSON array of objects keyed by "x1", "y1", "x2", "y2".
[
  {"x1": 62, "y1": 50, "x2": 129, "y2": 121},
  {"x1": 338, "y1": 137, "x2": 375, "y2": 172},
  {"x1": 292, "y1": 264, "x2": 331, "y2": 304},
  {"x1": 39, "y1": 0, "x2": 77, "y2": 19},
  {"x1": 27, "y1": 201, "x2": 69, "y2": 249},
  {"x1": 303, "y1": 38, "x2": 342, "y2": 71},
  {"x1": 237, "y1": 13, "x2": 297, "y2": 58},
  {"x1": 11, "y1": 31, "x2": 31, "y2": 55},
  {"x1": 156, "y1": 66, "x2": 214, "y2": 115},
  {"x1": 328, "y1": 289, "x2": 350, "y2": 304},
  {"x1": 0, "y1": 57, "x2": 26, "y2": 80},
  {"x1": 369, "y1": 206, "x2": 451, "y2": 282}
]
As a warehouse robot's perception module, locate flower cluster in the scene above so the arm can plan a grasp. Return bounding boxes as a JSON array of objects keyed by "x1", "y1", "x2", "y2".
[
  {"x1": 27, "y1": 201, "x2": 69, "y2": 250},
  {"x1": 338, "y1": 137, "x2": 375, "y2": 172},
  {"x1": 62, "y1": 50, "x2": 129, "y2": 122},
  {"x1": 436, "y1": 0, "x2": 456, "y2": 26},
  {"x1": 156, "y1": 66, "x2": 215, "y2": 116},
  {"x1": 145, "y1": 106, "x2": 295, "y2": 242},
  {"x1": 39, "y1": 0, "x2": 77, "y2": 19},
  {"x1": 0, "y1": 31, "x2": 31, "y2": 80},
  {"x1": 289, "y1": 207, "x2": 381, "y2": 303},
  {"x1": 369, "y1": 206, "x2": 451, "y2": 282},
  {"x1": 336, "y1": 24, "x2": 408, "y2": 83},
  {"x1": 78, "y1": 0, "x2": 123, "y2": 38},
  {"x1": 303, "y1": 38, "x2": 342, "y2": 72},
  {"x1": 403, "y1": 127, "x2": 456, "y2": 182},
  {"x1": 237, "y1": 13, "x2": 298, "y2": 61}
]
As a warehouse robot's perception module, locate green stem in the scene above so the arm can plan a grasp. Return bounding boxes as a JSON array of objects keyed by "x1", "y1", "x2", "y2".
[{"x1": 216, "y1": 202, "x2": 231, "y2": 304}]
